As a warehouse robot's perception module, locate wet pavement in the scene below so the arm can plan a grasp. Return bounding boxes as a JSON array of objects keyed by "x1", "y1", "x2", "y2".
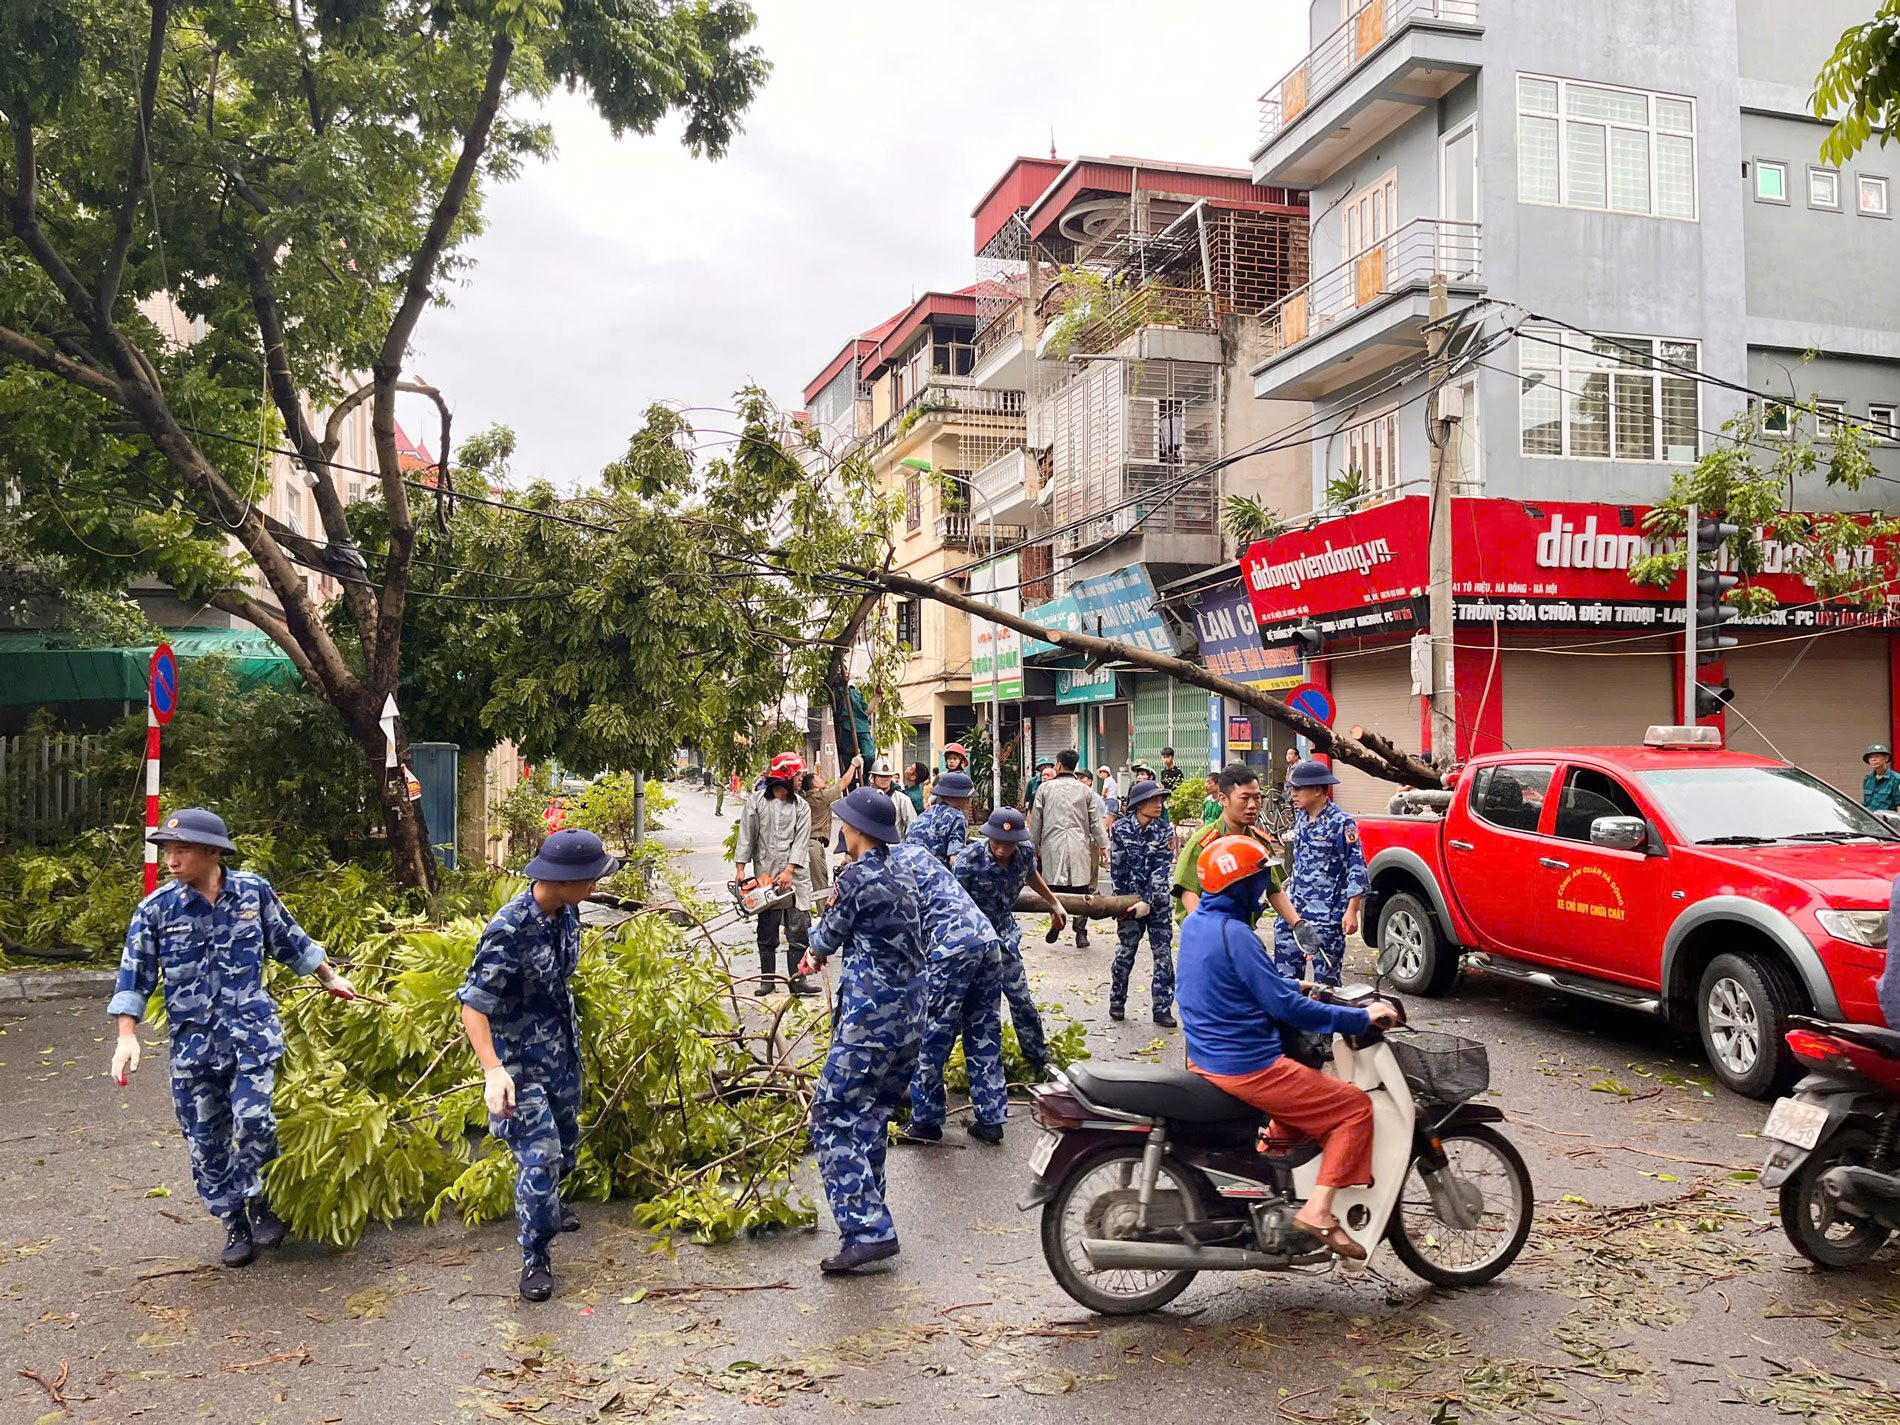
[{"x1": 6, "y1": 783, "x2": 1900, "y2": 1423}]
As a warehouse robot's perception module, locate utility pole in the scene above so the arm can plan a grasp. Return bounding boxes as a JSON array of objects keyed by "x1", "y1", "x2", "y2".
[
  {"x1": 1682, "y1": 504, "x2": 1698, "y2": 722},
  {"x1": 1684, "y1": 506, "x2": 1741, "y2": 722},
  {"x1": 1425, "y1": 273, "x2": 1456, "y2": 765}
]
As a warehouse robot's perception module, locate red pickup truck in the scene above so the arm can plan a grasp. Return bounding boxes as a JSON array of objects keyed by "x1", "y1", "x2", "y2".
[{"x1": 1358, "y1": 727, "x2": 1900, "y2": 1098}]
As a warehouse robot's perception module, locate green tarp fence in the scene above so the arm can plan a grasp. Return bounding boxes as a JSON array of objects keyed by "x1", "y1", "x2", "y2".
[{"x1": 0, "y1": 628, "x2": 304, "y2": 706}]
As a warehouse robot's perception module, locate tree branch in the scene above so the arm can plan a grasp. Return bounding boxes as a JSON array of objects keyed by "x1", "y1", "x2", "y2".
[
  {"x1": 206, "y1": 590, "x2": 323, "y2": 692},
  {"x1": 0, "y1": 324, "x2": 130, "y2": 406},
  {"x1": 854, "y1": 565, "x2": 1442, "y2": 789},
  {"x1": 99, "y1": 0, "x2": 171, "y2": 313}
]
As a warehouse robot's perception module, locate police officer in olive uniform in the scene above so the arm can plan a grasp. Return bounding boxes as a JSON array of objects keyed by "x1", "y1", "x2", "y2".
[
  {"x1": 1865, "y1": 745, "x2": 1900, "y2": 813},
  {"x1": 1271, "y1": 761, "x2": 1370, "y2": 986},
  {"x1": 1109, "y1": 780, "x2": 1176, "y2": 1026},
  {"x1": 800, "y1": 788, "x2": 928, "y2": 1274},
  {"x1": 906, "y1": 770, "x2": 974, "y2": 867},
  {"x1": 458, "y1": 828, "x2": 618, "y2": 1302},
  {"x1": 110, "y1": 809, "x2": 357, "y2": 1267}
]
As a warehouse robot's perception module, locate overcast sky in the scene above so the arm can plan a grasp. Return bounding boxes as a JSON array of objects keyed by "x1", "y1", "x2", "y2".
[{"x1": 399, "y1": 2, "x2": 1308, "y2": 485}]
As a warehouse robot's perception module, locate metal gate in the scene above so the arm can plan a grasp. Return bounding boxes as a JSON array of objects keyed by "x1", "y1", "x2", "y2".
[{"x1": 410, "y1": 742, "x2": 459, "y2": 871}]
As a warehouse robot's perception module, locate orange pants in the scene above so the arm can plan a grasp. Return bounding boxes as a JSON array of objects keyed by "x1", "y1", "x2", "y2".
[{"x1": 1194, "y1": 1056, "x2": 1374, "y2": 1189}]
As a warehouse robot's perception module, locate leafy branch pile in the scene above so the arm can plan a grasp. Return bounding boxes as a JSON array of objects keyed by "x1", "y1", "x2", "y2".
[{"x1": 253, "y1": 883, "x2": 824, "y2": 1248}]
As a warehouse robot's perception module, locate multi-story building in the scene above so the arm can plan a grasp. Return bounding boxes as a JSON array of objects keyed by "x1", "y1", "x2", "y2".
[
  {"x1": 963, "y1": 155, "x2": 1313, "y2": 781},
  {"x1": 1238, "y1": 0, "x2": 1900, "y2": 809}
]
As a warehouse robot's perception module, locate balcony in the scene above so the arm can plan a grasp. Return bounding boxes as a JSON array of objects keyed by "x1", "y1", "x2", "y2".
[
  {"x1": 1052, "y1": 285, "x2": 1227, "y2": 361},
  {"x1": 1253, "y1": 217, "x2": 1482, "y2": 401},
  {"x1": 864, "y1": 378, "x2": 1025, "y2": 453},
  {"x1": 1253, "y1": 0, "x2": 1482, "y2": 187},
  {"x1": 970, "y1": 445, "x2": 1043, "y2": 525},
  {"x1": 970, "y1": 303, "x2": 1028, "y2": 391},
  {"x1": 934, "y1": 512, "x2": 1028, "y2": 551}
]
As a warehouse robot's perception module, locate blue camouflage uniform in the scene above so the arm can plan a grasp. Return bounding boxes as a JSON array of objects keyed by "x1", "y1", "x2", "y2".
[
  {"x1": 1271, "y1": 801, "x2": 1370, "y2": 985},
  {"x1": 111, "y1": 872, "x2": 326, "y2": 1219},
  {"x1": 807, "y1": 844, "x2": 928, "y2": 1246},
  {"x1": 457, "y1": 887, "x2": 583, "y2": 1259},
  {"x1": 891, "y1": 844, "x2": 1008, "y2": 1134},
  {"x1": 953, "y1": 839, "x2": 1048, "y2": 1070},
  {"x1": 1109, "y1": 815, "x2": 1176, "y2": 1016},
  {"x1": 906, "y1": 801, "x2": 969, "y2": 868}
]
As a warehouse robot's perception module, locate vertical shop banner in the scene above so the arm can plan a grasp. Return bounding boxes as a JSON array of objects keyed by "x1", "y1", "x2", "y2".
[
  {"x1": 1192, "y1": 580, "x2": 1304, "y2": 688},
  {"x1": 970, "y1": 554, "x2": 1024, "y2": 702}
]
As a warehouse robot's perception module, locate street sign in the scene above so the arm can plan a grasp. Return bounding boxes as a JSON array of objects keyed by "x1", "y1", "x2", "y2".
[
  {"x1": 381, "y1": 693, "x2": 400, "y2": 769},
  {"x1": 149, "y1": 644, "x2": 178, "y2": 726},
  {"x1": 1285, "y1": 680, "x2": 1336, "y2": 728}
]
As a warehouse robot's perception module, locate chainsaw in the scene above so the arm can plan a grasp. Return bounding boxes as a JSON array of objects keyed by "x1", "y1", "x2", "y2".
[{"x1": 727, "y1": 876, "x2": 793, "y2": 918}]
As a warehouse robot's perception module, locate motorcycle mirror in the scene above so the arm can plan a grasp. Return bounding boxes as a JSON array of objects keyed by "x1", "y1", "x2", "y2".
[{"x1": 1373, "y1": 938, "x2": 1403, "y2": 988}]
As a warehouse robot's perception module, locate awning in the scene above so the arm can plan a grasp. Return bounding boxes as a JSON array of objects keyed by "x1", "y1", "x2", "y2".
[{"x1": 0, "y1": 627, "x2": 305, "y2": 706}]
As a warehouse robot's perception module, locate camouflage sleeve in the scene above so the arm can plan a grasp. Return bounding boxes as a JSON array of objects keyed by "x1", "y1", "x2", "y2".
[
  {"x1": 1109, "y1": 818, "x2": 1135, "y2": 893},
  {"x1": 1340, "y1": 817, "x2": 1370, "y2": 900},
  {"x1": 258, "y1": 881, "x2": 327, "y2": 976},
  {"x1": 807, "y1": 863, "x2": 862, "y2": 961},
  {"x1": 457, "y1": 919, "x2": 520, "y2": 1018},
  {"x1": 108, "y1": 899, "x2": 160, "y2": 1019},
  {"x1": 1148, "y1": 836, "x2": 1174, "y2": 902}
]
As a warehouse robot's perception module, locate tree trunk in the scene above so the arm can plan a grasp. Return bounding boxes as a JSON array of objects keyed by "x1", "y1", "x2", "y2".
[
  {"x1": 1015, "y1": 889, "x2": 1146, "y2": 918},
  {"x1": 345, "y1": 709, "x2": 438, "y2": 893}
]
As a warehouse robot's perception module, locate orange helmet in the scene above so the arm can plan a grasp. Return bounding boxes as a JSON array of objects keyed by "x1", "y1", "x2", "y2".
[
  {"x1": 1197, "y1": 834, "x2": 1272, "y2": 894},
  {"x1": 767, "y1": 752, "x2": 805, "y2": 782}
]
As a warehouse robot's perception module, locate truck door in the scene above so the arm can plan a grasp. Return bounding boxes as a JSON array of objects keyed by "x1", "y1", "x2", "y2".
[
  {"x1": 1444, "y1": 761, "x2": 1558, "y2": 957},
  {"x1": 1530, "y1": 764, "x2": 1663, "y2": 984}
]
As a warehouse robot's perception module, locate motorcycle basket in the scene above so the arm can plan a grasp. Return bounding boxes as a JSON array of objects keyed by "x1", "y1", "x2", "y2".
[{"x1": 1388, "y1": 1030, "x2": 1489, "y2": 1104}]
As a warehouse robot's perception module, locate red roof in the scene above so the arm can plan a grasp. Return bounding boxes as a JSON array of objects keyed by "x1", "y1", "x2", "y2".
[
  {"x1": 393, "y1": 419, "x2": 435, "y2": 474},
  {"x1": 855, "y1": 287, "x2": 985, "y2": 378},
  {"x1": 801, "y1": 304, "x2": 910, "y2": 406},
  {"x1": 1022, "y1": 155, "x2": 1307, "y2": 243},
  {"x1": 971, "y1": 157, "x2": 1069, "y2": 256}
]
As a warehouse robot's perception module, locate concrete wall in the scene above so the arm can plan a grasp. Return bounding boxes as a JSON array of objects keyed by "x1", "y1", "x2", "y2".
[
  {"x1": 1748, "y1": 348, "x2": 1900, "y2": 495},
  {"x1": 1220, "y1": 316, "x2": 1312, "y2": 526}
]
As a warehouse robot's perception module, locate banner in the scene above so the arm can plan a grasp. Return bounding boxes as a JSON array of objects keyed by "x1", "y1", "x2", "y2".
[
  {"x1": 1056, "y1": 667, "x2": 1119, "y2": 705},
  {"x1": 970, "y1": 555, "x2": 1024, "y2": 702},
  {"x1": 1191, "y1": 581, "x2": 1305, "y2": 688}
]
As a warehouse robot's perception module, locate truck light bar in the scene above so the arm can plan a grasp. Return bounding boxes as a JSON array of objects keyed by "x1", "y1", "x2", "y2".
[{"x1": 1643, "y1": 725, "x2": 1724, "y2": 749}]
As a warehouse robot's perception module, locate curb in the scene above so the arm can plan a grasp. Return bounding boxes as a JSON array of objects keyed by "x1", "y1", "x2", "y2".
[{"x1": 0, "y1": 969, "x2": 117, "y2": 1002}]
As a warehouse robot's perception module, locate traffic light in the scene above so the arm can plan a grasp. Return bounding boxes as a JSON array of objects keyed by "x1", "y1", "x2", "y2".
[
  {"x1": 1697, "y1": 518, "x2": 1742, "y2": 549},
  {"x1": 1695, "y1": 567, "x2": 1741, "y2": 653},
  {"x1": 1290, "y1": 623, "x2": 1325, "y2": 657},
  {"x1": 1694, "y1": 680, "x2": 1735, "y2": 717}
]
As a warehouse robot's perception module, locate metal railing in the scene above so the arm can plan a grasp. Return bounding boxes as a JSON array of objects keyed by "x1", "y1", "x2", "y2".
[
  {"x1": 934, "y1": 513, "x2": 1029, "y2": 550},
  {"x1": 864, "y1": 380, "x2": 1026, "y2": 453},
  {"x1": 973, "y1": 302, "x2": 1026, "y2": 367},
  {"x1": 1260, "y1": 217, "x2": 1483, "y2": 356},
  {"x1": 1258, "y1": 0, "x2": 1481, "y2": 144},
  {"x1": 1063, "y1": 285, "x2": 1225, "y2": 357}
]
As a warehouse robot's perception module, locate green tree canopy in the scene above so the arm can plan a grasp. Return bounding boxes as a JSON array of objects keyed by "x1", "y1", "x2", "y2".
[{"x1": 1814, "y1": 1, "x2": 1900, "y2": 163}]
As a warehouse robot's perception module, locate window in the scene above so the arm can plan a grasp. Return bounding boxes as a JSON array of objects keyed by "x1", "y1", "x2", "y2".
[
  {"x1": 1552, "y1": 768, "x2": 1645, "y2": 843},
  {"x1": 1517, "y1": 74, "x2": 1696, "y2": 218},
  {"x1": 1344, "y1": 408, "x2": 1402, "y2": 501},
  {"x1": 904, "y1": 474, "x2": 921, "y2": 531},
  {"x1": 1519, "y1": 327, "x2": 1701, "y2": 462},
  {"x1": 1758, "y1": 399, "x2": 1792, "y2": 436},
  {"x1": 1808, "y1": 166, "x2": 1841, "y2": 210},
  {"x1": 1870, "y1": 404, "x2": 1897, "y2": 442},
  {"x1": 1815, "y1": 400, "x2": 1846, "y2": 440},
  {"x1": 1754, "y1": 159, "x2": 1788, "y2": 204},
  {"x1": 894, "y1": 596, "x2": 923, "y2": 652},
  {"x1": 1469, "y1": 763, "x2": 1557, "y2": 834},
  {"x1": 1860, "y1": 174, "x2": 1891, "y2": 217}
]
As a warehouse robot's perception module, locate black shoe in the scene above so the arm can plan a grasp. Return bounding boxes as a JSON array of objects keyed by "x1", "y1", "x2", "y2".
[
  {"x1": 1153, "y1": 1010, "x2": 1178, "y2": 1029},
  {"x1": 1075, "y1": 931, "x2": 1090, "y2": 950},
  {"x1": 787, "y1": 976, "x2": 821, "y2": 998},
  {"x1": 247, "y1": 1195, "x2": 287, "y2": 1249},
  {"x1": 519, "y1": 1253, "x2": 554, "y2": 1302},
  {"x1": 898, "y1": 1122, "x2": 942, "y2": 1143},
  {"x1": 1024, "y1": 1060, "x2": 1052, "y2": 1084},
  {"x1": 820, "y1": 1238, "x2": 901, "y2": 1275},
  {"x1": 967, "y1": 1120, "x2": 1004, "y2": 1146},
  {"x1": 220, "y1": 1210, "x2": 256, "y2": 1268},
  {"x1": 1108, "y1": 1005, "x2": 1126, "y2": 1021},
  {"x1": 558, "y1": 1202, "x2": 581, "y2": 1233},
  {"x1": 1044, "y1": 921, "x2": 1062, "y2": 944}
]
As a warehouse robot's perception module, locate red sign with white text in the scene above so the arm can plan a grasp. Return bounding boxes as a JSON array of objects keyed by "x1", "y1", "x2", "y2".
[{"x1": 1239, "y1": 497, "x2": 1898, "y2": 641}]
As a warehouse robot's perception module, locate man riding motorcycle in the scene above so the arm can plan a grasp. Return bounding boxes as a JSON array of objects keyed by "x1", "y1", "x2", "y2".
[{"x1": 1176, "y1": 835, "x2": 1399, "y2": 1259}]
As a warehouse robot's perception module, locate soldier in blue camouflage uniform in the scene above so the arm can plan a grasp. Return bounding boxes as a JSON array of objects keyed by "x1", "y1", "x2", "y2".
[
  {"x1": 109, "y1": 809, "x2": 356, "y2": 1268},
  {"x1": 906, "y1": 770, "x2": 974, "y2": 867},
  {"x1": 953, "y1": 807, "x2": 1068, "y2": 1078},
  {"x1": 1271, "y1": 761, "x2": 1370, "y2": 986},
  {"x1": 1109, "y1": 780, "x2": 1177, "y2": 1026},
  {"x1": 458, "y1": 828, "x2": 617, "y2": 1302},
  {"x1": 801, "y1": 788, "x2": 929, "y2": 1274},
  {"x1": 892, "y1": 841, "x2": 1009, "y2": 1147}
]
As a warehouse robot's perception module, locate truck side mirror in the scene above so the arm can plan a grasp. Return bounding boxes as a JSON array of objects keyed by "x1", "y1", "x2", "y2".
[{"x1": 1589, "y1": 816, "x2": 1648, "y2": 852}]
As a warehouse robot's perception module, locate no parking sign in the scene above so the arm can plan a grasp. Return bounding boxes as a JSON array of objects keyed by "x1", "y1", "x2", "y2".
[
  {"x1": 144, "y1": 644, "x2": 178, "y2": 892},
  {"x1": 1285, "y1": 680, "x2": 1336, "y2": 728}
]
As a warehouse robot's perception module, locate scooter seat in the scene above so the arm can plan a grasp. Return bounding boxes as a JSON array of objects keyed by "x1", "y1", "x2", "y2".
[{"x1": 1068, "y1": 1062, "x2": 1262, "y2": 1127}]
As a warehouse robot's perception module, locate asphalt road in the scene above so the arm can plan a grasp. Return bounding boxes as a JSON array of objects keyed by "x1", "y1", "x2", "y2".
[{"x1": 6, "y1": 783, "x2": 1900, "y2": 1424}]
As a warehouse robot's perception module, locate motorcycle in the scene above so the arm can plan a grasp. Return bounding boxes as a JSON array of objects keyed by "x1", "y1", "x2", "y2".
[
  {"x1": 1021, "y1": 976, "x2": 1534, "y2": 1314},
  {"x1": 1760, "y1": 1016, "x2": 1900, "y2": 1266}
]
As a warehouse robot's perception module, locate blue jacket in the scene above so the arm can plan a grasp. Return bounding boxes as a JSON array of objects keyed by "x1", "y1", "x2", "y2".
[
  {"x1": 906, "y1": 802, "x2": 969, "y2": 868},
  {"x1": 808, "y1": 844, "x2": 927, "y2": 1048},
  {"x1": 892, "y1": 843, "x2": 999, "y2": 962},
  {"x1": 1177, "y1": 883, "x2": 1371, "y2": 1075}
]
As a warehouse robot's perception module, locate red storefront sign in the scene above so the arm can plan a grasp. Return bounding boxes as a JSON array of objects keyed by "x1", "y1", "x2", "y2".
[{"x1": 1240, "y1": 497, "x2": 1897, "y2": 641}]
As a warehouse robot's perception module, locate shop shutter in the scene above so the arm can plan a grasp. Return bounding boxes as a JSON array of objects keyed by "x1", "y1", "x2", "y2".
[
  {"x1": 1031, "y1": 712, "x2": 1077, "y2": 765},
  {"x1": 1132, "y1": 676, "x2": 1224, "y2": 772},
  {"x1": 1726, "y1": 634, "x2": 1889, "y2": 797},
  {"x1": 1330, "y1": 650, "x2": 1421, "y2": 816},
  {"x1": 1501, "y1": 649, "x2": 1673, "y2": 753},
  {"x1": 1177, "y1": 681, "x2": 1217, "y2": 769}
]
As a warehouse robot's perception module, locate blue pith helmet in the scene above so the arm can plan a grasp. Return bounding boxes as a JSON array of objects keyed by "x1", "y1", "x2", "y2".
[
  {"x1": 1286, "y1": 758, "x2": 1341, "y2": 789},
  {"x1": 148, "y1": 807, "x2": 237, "y2": 852},
  {"x1": 933, "y1": 771, "x2": 975, "y2": 799},
  {"x1": 979, "y1": 807, "x2": 1031, "y2": 843},
  {"x1": 836, "y1": 787, "x2": 901, "y2": 842},
  {"x1": 1124, "y1": 778, "x2": 1166, "y2": 810},
  {"x1": 523, "y1": 828, "x2": 619, "y2": 881}
]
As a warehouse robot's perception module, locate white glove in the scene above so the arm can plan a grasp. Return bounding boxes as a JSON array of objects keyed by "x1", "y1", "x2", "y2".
[
  {"x1": 484, "y1": 1065, "x2": 516, "y2": 1118},
  {"x1": 1130, "y1": 900, "x2": 1153, "y2": 919},
  {"x1": 111, "y1": 1036, "x2": 141, "y2": 1086},
  {"x1": 318, "y1": 965, "x2": 356, "y2": 1000}
]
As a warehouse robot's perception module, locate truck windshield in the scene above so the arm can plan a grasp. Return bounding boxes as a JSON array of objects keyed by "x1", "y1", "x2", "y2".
[{"x1": 1637, "y1": 766, "x2": 1898, "y2": 845}]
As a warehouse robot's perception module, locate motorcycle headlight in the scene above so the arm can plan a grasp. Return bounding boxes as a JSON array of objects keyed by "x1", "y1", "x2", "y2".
[{"x1": 1816, "y1": 908, "x2": 1890, "y2": 948}]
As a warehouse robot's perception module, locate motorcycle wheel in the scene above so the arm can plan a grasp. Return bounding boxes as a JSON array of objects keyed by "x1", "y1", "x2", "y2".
[
  {"x1": 1779, "y1": 1127, "x2": 1893, "y2": 1268},
  {"x1": 1039, "y1": 1144, "x2": 1207, "y2": 1315},
  {"x1": 1385, "y1": 1124, "x2": 1533, "y2": 1287}
]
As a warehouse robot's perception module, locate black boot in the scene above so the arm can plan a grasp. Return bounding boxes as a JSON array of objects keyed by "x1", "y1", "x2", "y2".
[
  {"x1": 519, "y1": 1252, "x2": 555, "y2": 1302},
  {"x1": 220, "y1": 1207, "x2": 256, "y2": 1268},
  {"x1": 1153, "y1": 1010, "x2": 1178, "y2": 1029},
  {"x1": 820, "y1": 1238, "x2": 901, "y2": 1274},
  {"x1": 248, "y1": 1195, "x2": 287, "y2": 1249},
  {"x1": 1044, "y1": 920, "x2": 1063, "y2": 944},
  {"x1": 1108, "y1": 1005, "x2": 1126, "y2": 1021},
  {"x1": 787, "y1": 976, "x2": 820, "y2": 998},
  {"x1": 558, "y1": 1201, "x2": 581, "y2": 1233},
  {"x1": 967, "y1": 1120, "x2": 1004, "y2": 1146},
  {"x1": 1075, "y1": 926, "x2": 1090, "y2": 949}
]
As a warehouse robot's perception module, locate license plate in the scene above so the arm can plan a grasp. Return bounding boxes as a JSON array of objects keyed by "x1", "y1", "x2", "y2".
[
  {"x1": 1028, "y1": 1132, "x2": 1059, "y2": 1178},
  {"x1": 1762, "y1": 1096, "x2": 1829, "y2": 1151}
]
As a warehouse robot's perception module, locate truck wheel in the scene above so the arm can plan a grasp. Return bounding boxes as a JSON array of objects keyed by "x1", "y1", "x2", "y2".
[
  {"x1": 1697, "y1": 952, "x2": 1803, "y2": 1099},
  {"x1": 1378, "y1": 892, "x2": 1458, "y2": 997}
]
